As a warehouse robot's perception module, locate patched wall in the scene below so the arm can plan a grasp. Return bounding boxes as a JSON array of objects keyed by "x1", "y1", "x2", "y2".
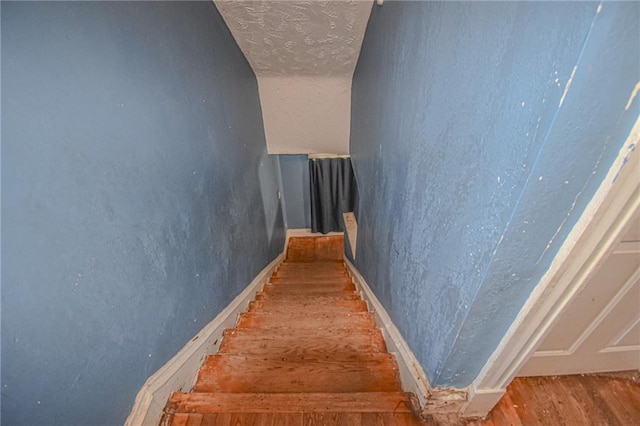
[{"x1": 350, "y1": 1, "x2": 639, "y2": 388}]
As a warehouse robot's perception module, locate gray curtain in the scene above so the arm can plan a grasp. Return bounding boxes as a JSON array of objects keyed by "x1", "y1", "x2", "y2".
[{"x1": 309, "y1": 157, "x2": 358, "y2": 234}]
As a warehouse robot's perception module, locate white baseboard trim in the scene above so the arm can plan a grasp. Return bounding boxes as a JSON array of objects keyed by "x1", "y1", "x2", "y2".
[
  {"x1": 343, "y1": 258, "x2": 431, "y2": 410},
  {"x1": 125, "y1": 251, "x2": 286, "y2": 426},
  {"x1": 342, "y1": 212, "x2": 358, "y2": 259},
  {"x1": 462, "y1": 386, "x2": 506, "y2": 418}
]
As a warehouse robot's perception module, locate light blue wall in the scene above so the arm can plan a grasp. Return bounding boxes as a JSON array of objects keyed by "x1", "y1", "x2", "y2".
[
  {"x1": 279, "y1": 155, "x2": 311, "y2": 229},
  {"x1": 351, "y1": 1, "x2": 639, "y2": 388},
  {"x1": 2, "y1": 2, "x2": 285, "y2": 424}
]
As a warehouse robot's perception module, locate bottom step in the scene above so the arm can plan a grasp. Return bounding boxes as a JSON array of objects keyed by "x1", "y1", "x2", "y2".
[
  {"x1": 165, "y1": 411, "x2": 422, "y2": 426},
  {"x1": 165, "y1": 392, "x2": 417, "y2": 413}
]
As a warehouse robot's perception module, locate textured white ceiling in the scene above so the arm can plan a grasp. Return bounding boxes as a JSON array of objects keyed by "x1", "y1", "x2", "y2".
[
  {"x1": 215, "y1": 0, "x2": 374, "y2": 154},
  {"x1": 215, "y1": 0, "x2": 373, "y2": 76}
]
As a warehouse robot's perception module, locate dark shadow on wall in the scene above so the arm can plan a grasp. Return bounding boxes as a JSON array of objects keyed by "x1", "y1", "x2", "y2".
[{"x1": 278, "y1": 154, "x2": 311, "y2": 229}]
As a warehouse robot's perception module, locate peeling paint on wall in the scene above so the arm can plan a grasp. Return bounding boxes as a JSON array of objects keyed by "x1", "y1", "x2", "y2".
[
  {"x1": 625, "y1": 82, "x2": 640, "y2": 111},
  {"x1": 351, "y1": 0, "x2": 639, "y2": 388}
]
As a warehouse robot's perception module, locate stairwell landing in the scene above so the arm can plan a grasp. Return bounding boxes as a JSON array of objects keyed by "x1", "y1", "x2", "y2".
[{"x1": 160, "y1": 236, "x2": 423, "y2": 425}]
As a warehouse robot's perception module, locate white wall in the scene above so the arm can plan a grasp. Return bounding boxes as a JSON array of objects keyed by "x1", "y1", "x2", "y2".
[{"x1": 258, "y1": 76, "x2": 351, "y2": 155}]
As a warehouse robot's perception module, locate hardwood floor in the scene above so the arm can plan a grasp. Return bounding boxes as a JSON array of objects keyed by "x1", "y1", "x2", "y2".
[
  {"x1": 161, "y1": 236, "x2": 423, "y2": 425},
  {"x1": 482, "y1": 371, "x2": 640, "y2": 426}
]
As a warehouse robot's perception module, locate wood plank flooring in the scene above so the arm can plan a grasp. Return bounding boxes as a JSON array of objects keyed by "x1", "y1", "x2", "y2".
[
  {"x1": 482, "y1": 371, "x2": 640, "y2": 426},
  {"x1": 161, "y1": 236, "x2": 423, "y2": 425}
]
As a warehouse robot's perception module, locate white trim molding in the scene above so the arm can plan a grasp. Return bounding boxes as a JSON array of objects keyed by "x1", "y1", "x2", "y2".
[
  {"x1": 462, "y1": 117, "x2": 640, "y2": 418},
  {"x1": 343, "y1": 212, "x2": 358, "y2": 259},
  {"x1": 125, "y1": 251, "x2": 286, "y2": 426},
  {"x1": 344, "y1": 258, "x2": 467, "y2": 417}
]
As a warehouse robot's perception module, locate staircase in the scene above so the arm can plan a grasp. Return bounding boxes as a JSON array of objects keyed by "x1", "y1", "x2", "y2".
[{"x1": 161, "y1": 236, "x2": 423, "y2": 425}]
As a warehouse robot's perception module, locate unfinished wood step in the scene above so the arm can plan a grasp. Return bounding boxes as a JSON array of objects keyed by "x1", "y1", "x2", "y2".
[
  {"x1": 255, "y1": 292, "x2": 360, "y2": 302},
  {"x1": 276, "y1": 265, "x2": 346, "y2": 272},
  {"x1": 193, "y1": 354, "x2": 402, "y2": 393},
  {"x1": 163, "y1": 412, "x2": 422, "y2": 426},
  {"x1": 277, "y1": 262, "x2": 346, "y2": 271},
  {"x1": 236, "y1": 311, "x2": 376, "y2": 329},
  {"x1": 273, "y1": 274, "x2": 349, "y2": 282},
  {"x1": 278, "y1": 260, "x2": 345, "y2": 269},
  {"x1": 268, "y1": 276, "x2": 353, "y2": 284},
  {"x1": 275, "y1": 263, "x2": 347, "y2": 270},
  {"x1": 223, "y1": 326, "x2": 386, "y2": 342},
  {"x1": 275, "y1": 266, "x2": 347, "y2": 272},
  {"x1": 264, "y1": 281, "x2": 356, "y2": 292},
  {"x1": 220, "y1": 328, "x2": 386, "y2": 355},
  {"x1": 264, "y1": 280, "x2": 355, "y2": 288},
  {"x1": 285, "y1": 254, "x2": 344, "y2": 262},
  {"x1": 286, "y1": 236, "x2": 344, "y2": 262},
  {"x1": 217, "y1": 342, "x2": 382, "y2": 362},
  {"x1": 273, "y1": 270, "x2": 349, "y2": 278},
  {"x1": 272, "y1": 276, "x2": 350, "y2": 285},
  {"x1": 248, "y1": 299, "x2": 368, "y2": 314},
  {"x1": 165, "y1": 392, "x2": 416, "y2": 413}
]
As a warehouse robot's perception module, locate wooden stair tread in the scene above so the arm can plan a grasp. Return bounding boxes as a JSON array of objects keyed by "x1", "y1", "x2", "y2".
[
  {"x1": 193, "y1": 354, "x2": 402, "y2": 393},
  {"x1": 272, "y1": 269, "x2": 350, "y2": 279},
  {"x1": 273, "y1": 269, "x2": 349, "y2": 279},
  {"x1": 165, "y1": 392, "x2": 415, "y2": 413},
  {"x1": 255, "y1": 292, "x2": 360, "y2": 301},
  {"x1": 165, "y1": 412, "x2": 422, "y2": 426},
  {"x1": 236, "y1": 311, "x2": 376, "y2": 329},
  {"x1": 263, "y1": 280, "x2": 356, "y2": 292},
  {"x1": 268, "y1": 276, "x2": 352, "y2": 282},
  {"x1": 262, "y1": 284, "x2": 356, "y2": 294},
  {"x1": 220, "y1": 329, "x2": 386, "y2": 355},
  {"x1": 284, "y1": 258, "x2": 344, "y2": 262},
  {"x1": 223, "y1": 326, "x2": 385, "y2": 339},
  {"x1": 276, "y1": 263, "x2": 347, "y2": 271},
  {"x1": 248, "y1": 299, "x2": 368, "y2": 314},
  {"x1": 264, "y1": 280, "x2": 355, "y2": 288}
]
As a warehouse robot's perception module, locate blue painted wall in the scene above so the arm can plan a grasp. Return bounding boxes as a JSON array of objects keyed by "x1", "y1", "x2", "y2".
[
  {"x1": 279, "y1": 155, "x2": 311, "y2": 229},
  {"x1": 2, "y1": 2, "x2": 285, "y2": 425},
  {"x1": 351, "y1": 1, "x2": 639, "y2": 388}
]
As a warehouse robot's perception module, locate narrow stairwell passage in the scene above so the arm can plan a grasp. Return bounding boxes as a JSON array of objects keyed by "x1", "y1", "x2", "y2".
[{"x1": 161, "y1": 236, "x2": 423, "y2": 425}]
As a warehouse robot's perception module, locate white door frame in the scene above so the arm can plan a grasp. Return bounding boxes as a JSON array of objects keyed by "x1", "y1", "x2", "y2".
[{"x1": 462, "y1": 118, "x2": 640, "y2": 417}]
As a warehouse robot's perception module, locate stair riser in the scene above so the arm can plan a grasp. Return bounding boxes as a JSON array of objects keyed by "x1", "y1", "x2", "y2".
[
  {"x1": 277, "y1": 264, "x2": 346, "y2": 270},
  {"x1": 223, "y1": 327, "x2": 386, "y2": 342},
  {"x1": 236, "y1": 313, "x2": 376, "y2": 329},
  {"x1": 264, "y1": 283, "x2": 356, "y2": 291},
  {"x1": 265, "y1": 280, "x2": 356, "y2": 292},
  {"x1": 255, "y1": 292, "x2": 360, "y2": 301},
  {"x1": 219, "y1": 334, "x2": 386, "y2": 356},
  {"x1": 194, "y1": 355, "x2": 401, "y2": 393},
  {"x1": 165, "y1": 392, "x2": 414, "y2": 414},
  {"x1": 274, "y1": 270, "x2": 348, "y2": 276},
  {"x1": 249, "y1": 300, "x2": 368, "y2": 313}
]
